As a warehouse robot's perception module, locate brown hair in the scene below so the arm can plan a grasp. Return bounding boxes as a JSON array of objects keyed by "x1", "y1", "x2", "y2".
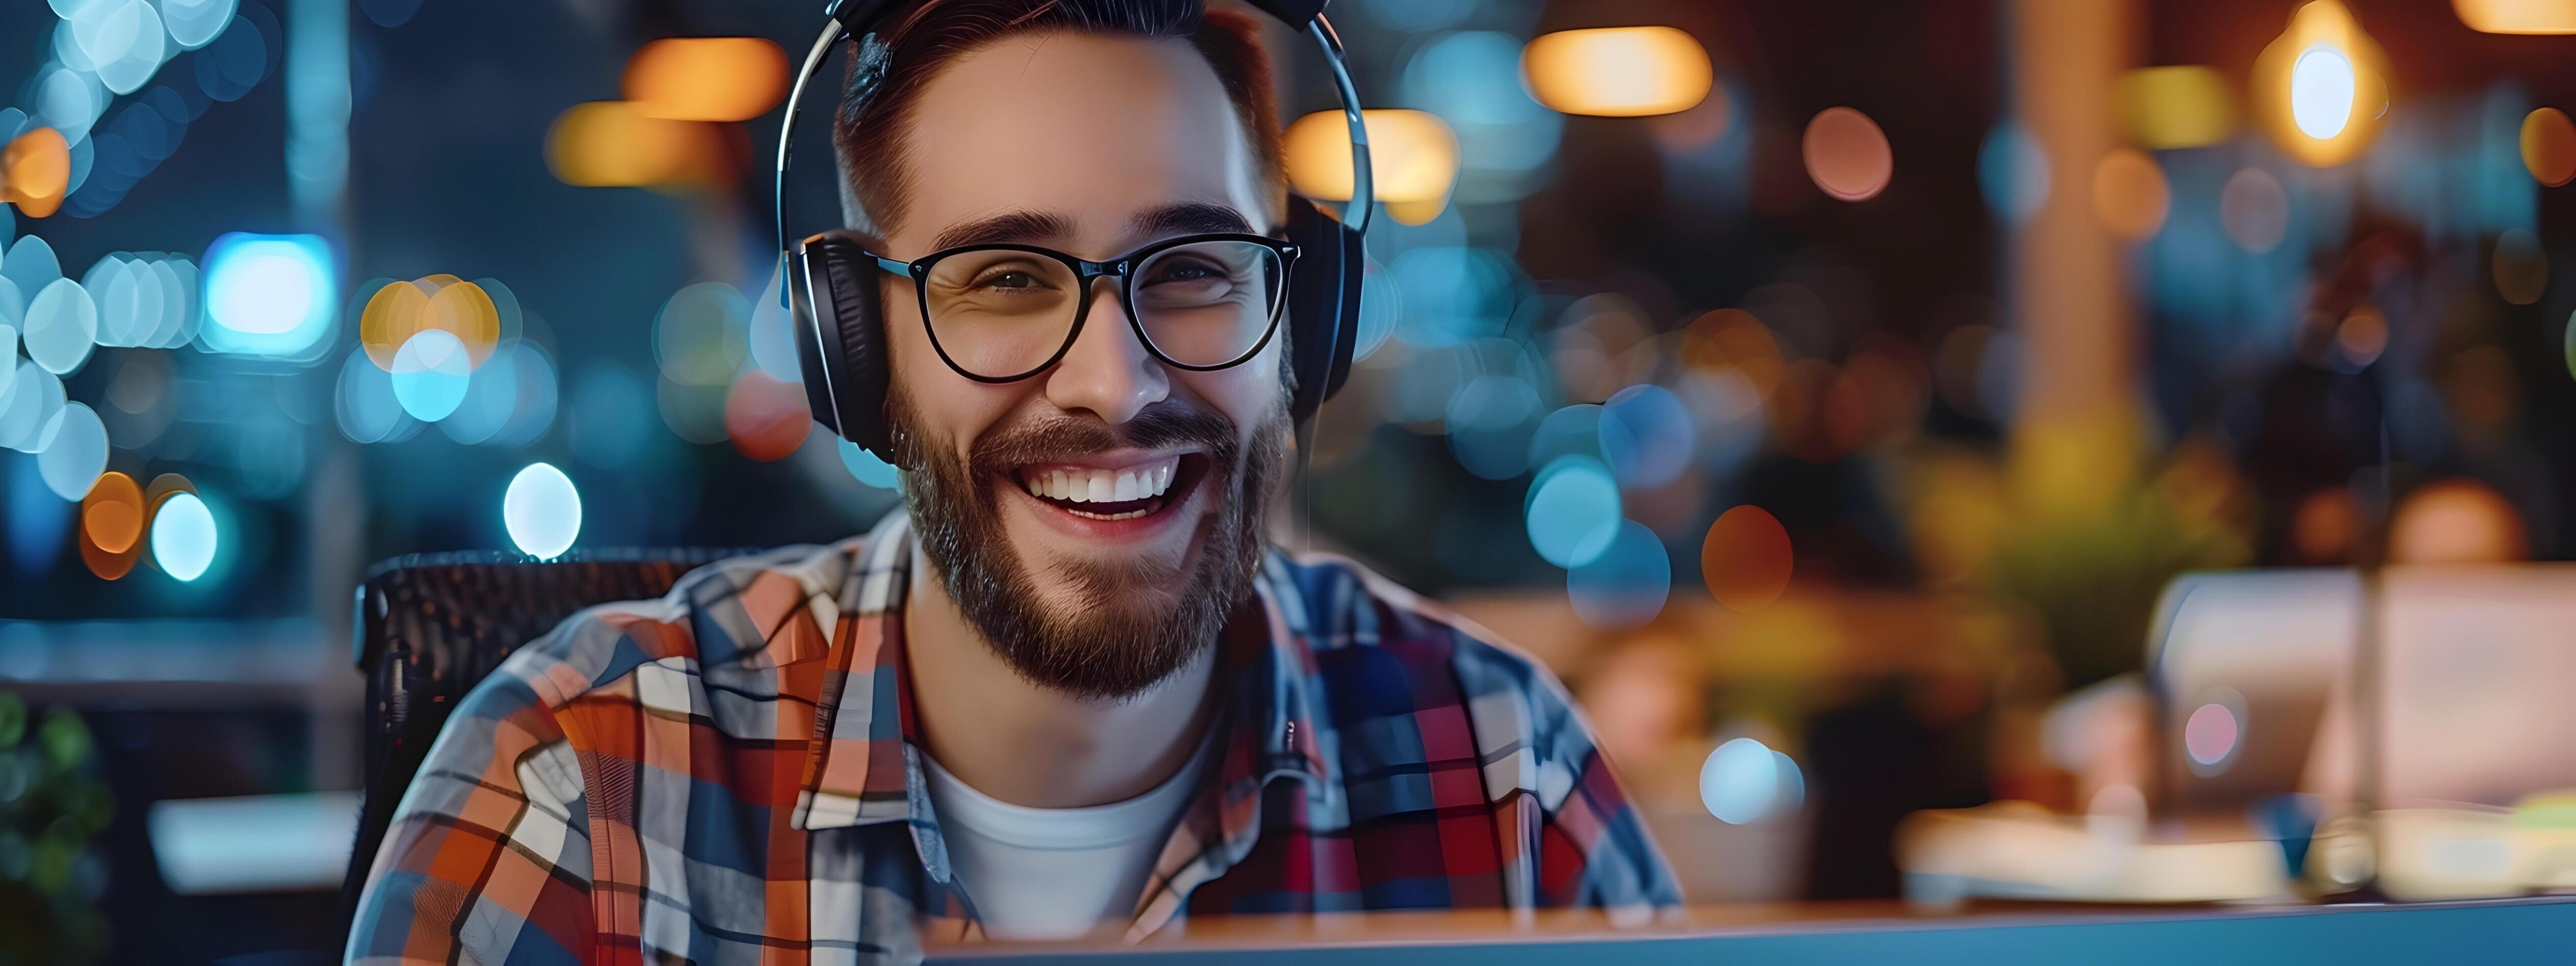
[{"x1": 830, "y1": 0, "x2": 1285, "y2": 238}]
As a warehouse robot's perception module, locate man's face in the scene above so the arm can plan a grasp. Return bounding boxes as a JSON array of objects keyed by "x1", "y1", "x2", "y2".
[{"x1": 879, "y1": 31, "x2": 1288, "y2": 699}]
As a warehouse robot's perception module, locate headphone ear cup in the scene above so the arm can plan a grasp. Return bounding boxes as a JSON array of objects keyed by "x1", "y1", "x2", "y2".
[
  {"x1": 791, "y1": 232, "x2": 895, "y2": 458},
  {"x1": 1282, "y1": 197, "x2": 1365, "y2": 424}
]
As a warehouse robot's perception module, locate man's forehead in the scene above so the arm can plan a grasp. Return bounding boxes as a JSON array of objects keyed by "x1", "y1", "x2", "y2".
[
  {"x1": 927, "y1": 203, "x2": 1260, "y2": 253},
  {"x1": 891, "y1": 31, "x2": 1269, "y2": 249}
]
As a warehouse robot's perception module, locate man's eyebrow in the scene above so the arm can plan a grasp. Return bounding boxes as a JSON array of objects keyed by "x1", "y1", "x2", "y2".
[
  {"x1": 1128, "y1": 203, "x2": 1255, "y2": 239},
  {"x1": 929, "y1": 210, "x2": 1073, "y2": 252}
]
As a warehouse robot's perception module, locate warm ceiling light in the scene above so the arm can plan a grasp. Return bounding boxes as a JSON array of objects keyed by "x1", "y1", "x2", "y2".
[
  {"x1": 1521, "y1": 26, "x2": 1713, "y2": 117},
  {"x1": 1284, "y1": 108, "x2": 1459, "y2": 225},
  {"x1": 2251, "y1": 1, "x2": 2390, "y2": 167},
  {"x1": 624, "y1": 38, "x2": 790, "y2": 122},
  {"x1": 545, "y1": 101, "x2": 726, "y2": 188},
  {"x1": 2454, "y1": 0, "x2": 2576, "y2": 34}
]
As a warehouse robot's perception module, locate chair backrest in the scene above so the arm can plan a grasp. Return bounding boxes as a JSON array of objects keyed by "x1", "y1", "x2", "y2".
[{"x1": 338, "y1": 548, "x2": 757, "y2": 932}]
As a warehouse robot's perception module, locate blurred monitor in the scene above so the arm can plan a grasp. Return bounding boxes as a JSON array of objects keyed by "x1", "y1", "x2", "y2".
[{"x1": 2148, "y1": 565, "x2": 2576, "y2": 814}]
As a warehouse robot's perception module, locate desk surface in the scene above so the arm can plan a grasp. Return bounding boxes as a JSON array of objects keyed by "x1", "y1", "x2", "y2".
[{"x1": 931, "y1": 897, "x2": 2576, "y2": 964}]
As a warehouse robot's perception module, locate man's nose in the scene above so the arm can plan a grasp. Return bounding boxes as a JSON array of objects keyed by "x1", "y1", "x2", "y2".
[{"x1": 1042, "y1": 279, "x2": 1168, "y2": 425}]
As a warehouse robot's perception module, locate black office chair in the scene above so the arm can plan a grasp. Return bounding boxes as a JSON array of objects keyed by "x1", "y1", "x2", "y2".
[{"x1": 336, "y1": 547, "x2": 758, "y2": 933}]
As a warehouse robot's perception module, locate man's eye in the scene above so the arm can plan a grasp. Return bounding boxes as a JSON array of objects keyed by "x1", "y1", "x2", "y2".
[
  {"x1": 974, "y1": 269, "x2": 1047, "y2": 291},
  {"x1": 1144, "y1": 260, "x2": 1224, "y2": 285}
]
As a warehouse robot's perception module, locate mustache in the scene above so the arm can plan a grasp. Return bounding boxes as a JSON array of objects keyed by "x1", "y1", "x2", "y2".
[{"x1": 967, "y1": 400, "x2": 1240, "y2": 476}]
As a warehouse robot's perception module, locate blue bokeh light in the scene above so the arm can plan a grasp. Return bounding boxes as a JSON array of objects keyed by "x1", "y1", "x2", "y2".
[
  {"x1": 1567, "y1": 519, "x2": 1670, "y2": 628},
  {"x1": 1600, "y1": 383, "x2": 1695, "y2": 488},
  {"x1": 503, "y1": 463, "x2": 582, "y2": 559},
  {"x1": 1978, "y1": 122, "x2": 2049, "y2": 225},
  {"x1": 1446, "y1": 373, "x2": 1541, "y2": 480},
  {"x1": 8, "y1": 454, "x2": 70, "y2": 579},
  {"x1": 1524, "y1": 454, "x2": 1621, "y2": 567},
  {"x1": 1700, "y1": 737, "x2": 1804, "y2": 825},
  {"x1": 152, "y1": 490, "x2": 218, "y2": 582},
  {"x1": 388, "y1": 329, "x2": 470, "y2": 422},
  {"x1": 199, "y1": 232, "x2": 336, "y2": 360}
]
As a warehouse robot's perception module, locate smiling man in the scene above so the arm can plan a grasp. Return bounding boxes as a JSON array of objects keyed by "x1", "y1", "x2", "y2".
[{"x1": 348, "y1": 2, "x2": 1675, "y2": 962}]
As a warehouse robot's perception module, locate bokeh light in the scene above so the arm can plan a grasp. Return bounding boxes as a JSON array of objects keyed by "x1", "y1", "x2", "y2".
[
  {"x1": 2494, "y1": 227, "x2": 2547, "y2": 305},
  {"x1": 1702, "y1": 505, "x2": 1793, "y2": 612},
  {"x1": 1977, "y1": 122, "x2": 2049, "y2": 225},
  {"x1": 0, "y1": 361, "x2": 63, "y2": 452},
  {"x1": 2117, "y1": 66, "x2": 2236, "y2": 150},
  {"x1": 723, "y1": 370, "x2": 809, "y2": 462},
  {"x1": 1520, "y1": 27, "x2": 1713, "y2": 118},
  {"x1": 23, "y1": 278, "x2": 96, "y2": 374},
  {"x1": 1567, "y1": 520, "x2": 1670, "y2": 629},
  {"x1": 2290, "y1": 47, "x2": 2356, "y2": 140},
  {"x1": 1401, "y1": 31, "x2": 1563, "y2": 202},
  {"x1": 2091, "y1": 147, "x2": 2171, "y2": 240},
  {"x1": 2456, "y1": 0, "x2": 2576, "y2": 33},
  {"x1": 162, "y1": 0, "x2": 240, "y2": 49},
  {"x1": 2184, "y1": 702, "x2": 2240, "y2": 769},
  {"x1": 3, "y1": 235, "x2": 63, "y2": 306},
  {"x1": 1284, "y1": 109, "x2": 1459, "y2": 225},
  {"x1": 1445, "y1": 373, "x2": 1541, "y2": 480},
  {"x1": 838, "y1": 437, "x2": 900, "y2": 490},
  {"x1": 150, "y1": 489, "x2": 216, "y2": 581},
  {"x1": 654, "y1": 282, "x2": 750, "y2": 387},
  {"x1": 545, "y1": 101, "x2": 725, "y2": 189},
  {"x1": 3, "y1": 127, "x2": 71, "y2": 218},
  {"x1": 334, "y1": 344, "x2": 411, "y2": 443},
  {"x1": 35, "y1": 402, "x2": 106, "y2": 500},
  {"x1": 78, "y1": 469, "x2": 145, "y2": 580},
  {"x1": 1599, "y1": 383, "x2": 1693, "y2": 488},
  {"x1": 2253, "y1": 2, "x2": 2390, "y2": 166},
  {"x1": 388, "y1": 329, "x2": 471, "y2": 422},
  {"x1": 2521, "y1": 107, "x2": 2576, "y2": 186},
  {"x1": 1802, "y1": 107, "x2": 1893, "y2": 202},
  {"x1": 1525, "y1": 454, "x2": 1621, "y2": 567},
  {"x1": 1700, "y1": 737, "x2": 1804, "y2": 825},
  {"x1": 622, "y1": 38, "x2": 788, "y2": 122},
  {"x1": 2389, "y1": 478, "x2": 2528, "y2": 563},
  {"x1": 2220, "y1": 167, "x2": 2292, "y2": 253},
  {"x1": 199, "y1": 232, "x2": 336, "y2": 360},
  {"x1": 503, "y1": 462, "x2": 582, "y2": 559}
]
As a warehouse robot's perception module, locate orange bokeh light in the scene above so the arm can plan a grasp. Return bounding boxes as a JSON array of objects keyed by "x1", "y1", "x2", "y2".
[
  {"x1": 3, "y1": 127, "x2": 71, "y2": 218},
  {"x1": 1702, "y1": 505, "x2": 1794, "y2": 612},
  {"x1": 2091, "y1": 148, "x2": 2171, "y2": 240},
  {"x1": 2522, "y1": 108, "x2": 2576, "y2": 186},
  {"x1": 724, "y1": 370, "x2": 810, "y2": 462},
  {"x1": 80, "y1": 471, "x2": 147, "y2": 580},
  {"x1": 625, "y1": 38, "x2": 790, "y2": 122},
  {"x1": 1802, "y1": 107, "x2": 1893, "y2": 202},
  {"x1": 546, "y1": 101, "x2": 729, "y2": 188}
]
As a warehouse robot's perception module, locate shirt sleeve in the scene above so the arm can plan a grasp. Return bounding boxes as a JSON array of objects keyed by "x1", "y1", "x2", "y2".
[
  {"x1": 1450, "y1": 630, "x2": 1685, "y2": 914},
  {"x1": 345, "y1": 646, "x2": 599, "y2": 965}
]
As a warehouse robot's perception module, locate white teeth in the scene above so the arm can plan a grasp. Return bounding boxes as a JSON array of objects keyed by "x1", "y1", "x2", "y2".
[{"x1": 1019, "y1": 456, "x2": 1183, "y2": 505}]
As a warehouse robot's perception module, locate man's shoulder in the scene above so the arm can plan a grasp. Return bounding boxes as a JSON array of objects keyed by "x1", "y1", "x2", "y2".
[
  {"x1": 1264, "y1": 551, "x2": 1576, "y2": 729},
  {"x1": 492, "y1": 538, "x2": 868, "y2": 706}
]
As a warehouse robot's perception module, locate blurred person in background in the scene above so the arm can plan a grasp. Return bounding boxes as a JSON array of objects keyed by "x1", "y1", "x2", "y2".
[{"x1": 344, "y1": 1, "x2": 1676, "y2": 961}]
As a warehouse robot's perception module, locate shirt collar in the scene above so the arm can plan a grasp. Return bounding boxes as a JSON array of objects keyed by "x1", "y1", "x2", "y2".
[{"x1": 790, "y1": 512, "x2": 1329, "y2": 832}]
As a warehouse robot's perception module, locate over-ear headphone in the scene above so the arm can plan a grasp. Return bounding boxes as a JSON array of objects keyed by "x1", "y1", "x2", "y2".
[{"x1": 777, "y1": 0, "x2": 1374, "y2": 461}]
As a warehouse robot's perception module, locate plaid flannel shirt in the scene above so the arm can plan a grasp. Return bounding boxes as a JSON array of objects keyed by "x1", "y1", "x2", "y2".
[{"x1": 348, "y1": 511, "x2": 1679, "y2": 964}]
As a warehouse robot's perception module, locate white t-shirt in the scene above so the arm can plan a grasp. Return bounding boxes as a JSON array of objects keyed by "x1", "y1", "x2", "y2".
[{"x1": 922, "y1": 741, "x2": 1209, "y2": 940}]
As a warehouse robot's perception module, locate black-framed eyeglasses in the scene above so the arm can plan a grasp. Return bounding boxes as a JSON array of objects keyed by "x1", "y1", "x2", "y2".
[{"x1": 868, "y1": 233, "x2": 1301, "y2": 383}]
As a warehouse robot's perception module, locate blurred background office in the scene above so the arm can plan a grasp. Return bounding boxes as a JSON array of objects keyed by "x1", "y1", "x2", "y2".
[{"x1": 5, "y1": 0, "x2": 2576, "y2": 961}]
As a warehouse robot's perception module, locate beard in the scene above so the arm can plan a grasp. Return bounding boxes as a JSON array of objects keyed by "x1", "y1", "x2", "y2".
[{"x1": 889, "y1": 389, "x2": 1287, "y2": 701}]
